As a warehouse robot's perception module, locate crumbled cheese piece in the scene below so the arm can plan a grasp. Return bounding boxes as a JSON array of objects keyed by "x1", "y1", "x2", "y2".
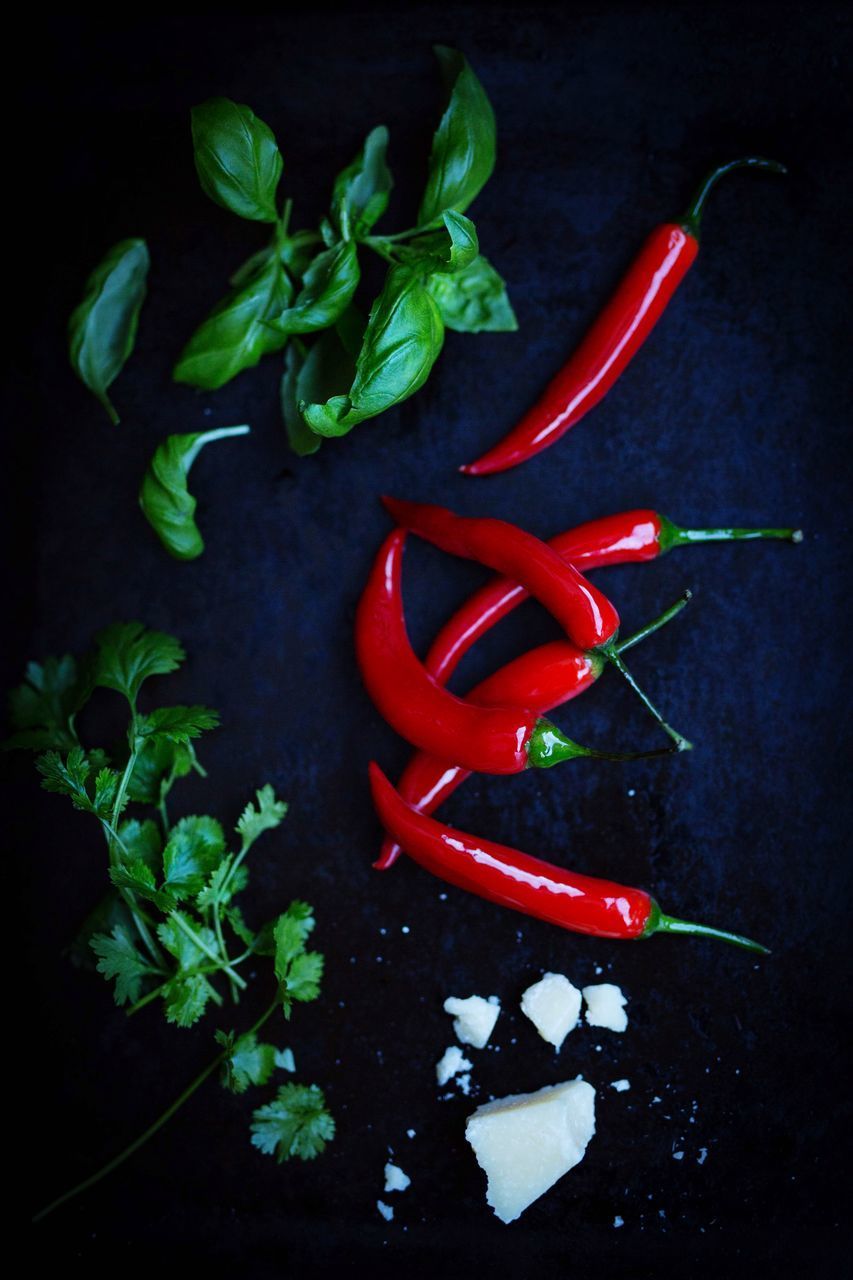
[
  {"x1": 444, "y1": 994, "x2": 500, "y2": 1048},
  {"x1": 376, "y1": 1200, "x2": 394, "y2": 1222},
  {"x1": 582, "y1": 983, "x2": 628, "y2": 1032},
  {"x1": 520, "y1": 972, "x2": 581, "y2": 1050},
  {"x1": 384, "y1": 1162, "x2": 411, "y2": 1193},
  {"x1": 610, "y1": 1079, "x2": 631, "y2": 1092},
  {"x1": 614, "y1": 1215, "x2": 624, "y2": 1228},
  {"x1": 465, "y1": 1079, "x2": 596, "y2": 1224},
  {"x1": 697, "y1": 1147, "x2": 708, "y2": 1165},
  {"x1": 436, "y1": 1044, "x2": 473, "y2": 1086},
  {"x1": 406, "y1": 1129, "x2": 416, "y2": 1139},
  {"x1": 456, "y1": 1072, "x2": 472, "y2": 1096}
]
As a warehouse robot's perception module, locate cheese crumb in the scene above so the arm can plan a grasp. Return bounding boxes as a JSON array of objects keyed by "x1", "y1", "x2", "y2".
[
  {"x1": 376, "y1": 1200, "x2": 394, "y2": 1222},
  {"x1": 610, "y1": 1079, "x2": 631, "y2": 1093},
  {"x1": 384, "y1": 1162, "x2": 411, "y2": 1193},
  {"x1": 436, "y1": 1044, "x2": 473, "y2": 1086},
  {"x1": 465, "y1": 1079, "x2": 596, "y2": 1224},
  {"x1": 444, "y1": 994, "x2": 501, "y2": 1048},
  {"x1": 520, "y1": 972, "x2": 581, "y2": 1050},
  {"x1": 582, "y1": 983, "x2": 628, "y2": 1032},
  {"x1": 614, "y1": 1215, "x2": 624, "y2": 1228}
]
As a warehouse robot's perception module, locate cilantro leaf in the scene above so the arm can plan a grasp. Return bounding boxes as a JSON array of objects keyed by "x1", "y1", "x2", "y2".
[
  {"x1": 136, "y1": 705, "x2": 220, "y2": 746},
  {"x1": 109, "y1": 860, "x2": 176, "y2": 912},
  {"x1": 224, "y1": 904, "x2": 257, "y2": 949},
  {"x1": 162, "y1": 815, "x2": 226, "y2": 899},
  {"x1": 218, "y1": 1030, "x2": 277, "y2": 1094},
  {"x1": 4, "y1": 654, "x2": 87, "y2": 751},
  {"x1": 251, "y1": 1084, "x2": 334, "y2": 1162},
  {"x1": 273, "y1": 901, "x2": 315, "y2": 971},
  {"x1": 163, "y1": 974, "x2": 212, "y2": 1027},
  {"x1": 92, "y1": 622, "x2": 185, "y2": 706},
  {"x1": 283, "y1": 951, "x2": 324, "y2": 1004},
  {"x1": 196, "y1": 856, "x2": 249, "y2": 912},
  {"x1": 37, "y1": 748, "x2": 122, "y2": 819},
  {"x1": 117, "y1": 818, "x2": 162, "y2": 870},
  {"x1": 90, "y1": 925, "x2": 158, "y2": 1005},
  {"x1": 236, "y1": 784, "x2": 288, "y2": 848},
  {"x1": 157, "y1": 910, "x2": 218, "y2": 970},
  {"x1": 126, "y1": 737, "x2": 194, "y2": 805}
]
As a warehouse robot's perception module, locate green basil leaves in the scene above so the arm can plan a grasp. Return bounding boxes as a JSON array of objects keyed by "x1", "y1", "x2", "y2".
[
  {"x1": 267, "y1": 241, "x2": 360, "y2": 336},
  {"x1": 427, "y1": 254, "x2": 518, "y2": 333},
  {"x1": 417, "y1": 46, "x2": 496, "y2": 227},
  {"x1": 192, "y1": 99, "x2": 283, "y2": 223},
  {"x1": 140, "y1": 426, "x2": 251, "y2": 559},
  {"x1": 68, "y1": 239, "x2": 150, "y2": 425},
  {"x1": 331, "y1": 127, "x2": 393, "y2": 240}
]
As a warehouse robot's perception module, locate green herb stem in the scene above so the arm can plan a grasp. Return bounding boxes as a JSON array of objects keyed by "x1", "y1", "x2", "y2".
[{"x1": 172, "y1": 912, "x2": 247, "y2": 991}]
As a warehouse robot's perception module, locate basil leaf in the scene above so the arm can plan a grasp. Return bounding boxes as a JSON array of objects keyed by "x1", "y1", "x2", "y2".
[
  {"x1": 68, "y1": 239, "x2": 149, "y2": 425},
  {"x1": 229, "y1": 230, "x2": 322, "y2": 289},
  {"x1": 426, "y1": 254, "x2": 518, "y2": 333},
  {"x1": 174, "y1": 257, "x2": 292, "y2": 390},
  {"x1": 331, "y1": 126, "x2": 393, "y2": 239},
  {"x1": 192, "y1": 98, "x2": 282, "y2": 223},
  {"x1": 417, "y1": 47, "x2": 496, "y2": 227},
  {"x1": 268, "y1": 241, "x2": 360, "y2": 336},
  {"x1": 399, "y1": 210, "x2": 479, "y2": 275},
  {"x1": 281, "y1": 310, "x2": 363, "y2": 456},
  {"x1": 301, "y1": 265, "x2": 444, "y2": 437},
  {"x1": 139, "y1": 426, "x2": 250, "y2": 560}
]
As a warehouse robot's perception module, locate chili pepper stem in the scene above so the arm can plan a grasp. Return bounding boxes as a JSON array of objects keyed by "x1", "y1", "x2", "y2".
[
  {"x1": 527, "y1": 718, "x2": 679, "y2": 768},
  {"x1": 681, "y1": 156, "x2": 787, "y2": 239},
  {"x1": 615, "y1": 590, "x2": 692, "y2": 655},
  {"x1": 657, "y1": 514, "x2": 802, "y2": 554},
  {"x1": 600, "y1": 643, "x2": 693, "y2": 752},
  {"x1": 645, "y1": 899, "x2": 769, "y2": 954}
]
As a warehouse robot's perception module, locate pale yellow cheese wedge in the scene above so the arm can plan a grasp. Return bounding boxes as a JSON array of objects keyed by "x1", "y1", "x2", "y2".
[{"x1": 465, "y1": 1079, "x2": 596, "y2": 1223}]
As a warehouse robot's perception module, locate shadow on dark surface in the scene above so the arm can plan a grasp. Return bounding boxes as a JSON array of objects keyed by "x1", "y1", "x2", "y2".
[{"x1": 6, "y1": 3, "x2": 853, "y2": 1276}]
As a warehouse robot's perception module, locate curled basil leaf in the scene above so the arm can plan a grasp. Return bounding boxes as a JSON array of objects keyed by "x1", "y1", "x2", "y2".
[
  {"x1": 282, "y1": 310, "x2": 363, "y2": 456},
  {"x1": 267, "y1": 241, "x2": 360, "y2": 336},
  {"x1": 192, "y1": 98, "x2": 282, "y2": 223},
  {"x1": 174, "y1": 257, "x2": 292, "y2": 390},
  {"x1": 417, "y1": 47, "x2": 496, "y2": 228},
  {"x1": 426, "y1": 254, "x2": 518, "y2": 333},
  {"x1": 301, "y1": 265, "x2": 444, "y2": 437},
  {"x1": 68, "y1": 239, "x2": 149, "y2": 425},
  {"x1": 331, "y1": 126, "x2": 393, "y2": 239},
  {"x1": 139, "y1": 426, "x2": 250, "y2": 560},
  {"x1": 399, "y1": 210, "x2": 479, "y2": 275}
]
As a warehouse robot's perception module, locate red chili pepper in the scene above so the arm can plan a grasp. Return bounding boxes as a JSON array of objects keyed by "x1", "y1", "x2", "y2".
[
  {"x1": 370, "y1": 763, "x2": 767, "y2": 951},
  {"x1": 376, "y1": 593, "x2": 690, "y2": 870},
  {"x1": 425, "y1": 509, "x2": 801, "y2": 685},
  {"x1": 356, "y1": 529, "x2": 676, "y2": 774},
  {"x1": 460, "y1": 157, "x2": 787, "y2": 476},
  {"x1": 382, "y1": 497, "x2": 691, "y2": 749}
]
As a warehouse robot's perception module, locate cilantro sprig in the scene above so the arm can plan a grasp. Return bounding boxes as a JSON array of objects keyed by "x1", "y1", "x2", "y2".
[{"x1": 8, "y1": 622, "x2": 333, "y2": 1220}]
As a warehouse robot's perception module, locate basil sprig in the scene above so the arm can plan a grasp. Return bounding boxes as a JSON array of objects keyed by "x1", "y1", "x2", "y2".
[
  {"x1": 175, "y1": 46, "x2": 515, "y2": 450},
  {"x1": 140, "y1": 426, "x2": 250, "y2": 560},
  {"x1": 69, "y1": 239, "x2": 150, "y2": 425}
]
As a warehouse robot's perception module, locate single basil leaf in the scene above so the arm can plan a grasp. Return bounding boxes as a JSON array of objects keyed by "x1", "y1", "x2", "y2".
[
  {"x1": 68, "y1": 239, "x2": 149, "y2": 425},
  {"x1": 192, "y1": 98, "x2": 282, "y2": 223},
  {"x1": 174, "y1": 257, "x2": 292, "y2": 389},
  {"x1": 140, "y1": 426, "x2": 251, "y2": 560},
  {"x1": 417, "y1": 47, "x2": 496, "y2": 228},
  {"x1": 399, "y1": 210, "x2": 479, "y2": 275},
  {"x1": 331, "y1": 126, "x2": 393, "y2": 239},
  {"x1": 426, "y1": 254, "x2": 518, "y2": 332},
  {"x1": 301, "y1": 265, "x2": 444, "y2": 437},
  {"x1": 281, "y1": 310, "x2": 363, "y2": 456},
  {"x1": 268, "y1": 241, "x2": 360, "y2": 336}
]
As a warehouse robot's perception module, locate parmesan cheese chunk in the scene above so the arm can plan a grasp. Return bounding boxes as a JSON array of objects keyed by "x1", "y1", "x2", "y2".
[
  {"x1": 436, "y1": 1044, "x2": 473, "y2": 1086},
  {"x1": 384, "y1": 1162, "x2": 411, "y2": 1193},
  {"x1": 443, "y1": 994, "x2": 500, "y2": 1048},
  {"x1": 520, "y1": 972, "x2": 581, "y2": 1049},
  {"x1": 465, "y1": 1079, "x2": 596, "y2": 1224},
  {"x1": 581, "y1": 983, "x2": 628, "y2": 1032}
]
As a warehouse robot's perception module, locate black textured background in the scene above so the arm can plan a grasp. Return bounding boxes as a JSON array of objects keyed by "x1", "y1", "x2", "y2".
[{"x1": 8, "y1": 4, "x2": 852, "y2": 1276}]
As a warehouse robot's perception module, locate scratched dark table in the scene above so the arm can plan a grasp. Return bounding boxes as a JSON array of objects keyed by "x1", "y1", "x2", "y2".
[{"x1": 7, "y1": 4, "x2": 852, "y2": 1276}]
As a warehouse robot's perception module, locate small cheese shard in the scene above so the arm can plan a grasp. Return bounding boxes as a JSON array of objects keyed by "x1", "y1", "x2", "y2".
[
  {"x1": 376, "y1": 1200, "x2": 394, "y2": 1222},
  {"x1": 610, "y1": 1078, "x2": 631, "y2": 1093},
  {"x1": 384, "y1": 1162, "x2": 411, "y2": 1193},
  {"x1": 520, "y1": 972, "x2": 581, "y2": 1050},
  {"x1": 436, "y1": 1044, "x2": 473, "y2": 1086},
  {"x1": 465, "y1": 1079, "x2": 596, "y2": 1224},
  {"x1": 582, "y1": 983, "x2": 628, "y2": 1032},
  {"x1": 444, "y1": 994, "x2": 500, "y2": 1048}
]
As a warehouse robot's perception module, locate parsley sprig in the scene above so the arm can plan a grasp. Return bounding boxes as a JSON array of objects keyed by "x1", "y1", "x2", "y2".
[{"x1": 7, "y1": 622, "x2": 333, "y2": 1220}]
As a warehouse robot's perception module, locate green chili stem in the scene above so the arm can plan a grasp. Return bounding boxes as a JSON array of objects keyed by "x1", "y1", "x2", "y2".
[
  {"x1": 658, "y1": 514, "x2": 802, "y2": 553},
  {"x1": 32, "y1": 997, "x2": 281, "y2": 1223},
  {"x1": 527, "y1": 719, "x2": 679, "y2": 768},
  {"x1": 681, "y1": 156, "x2": 787, "y2": 239},
  {"x1": 600, "y1": 644, "x2": 693, "y2": 752},
  {"x1": 615, "y1": 591, "x2": 692, "y2": 655},
  {"x1": 645, "y1": 900, "x2": 769, "y2": 954}
]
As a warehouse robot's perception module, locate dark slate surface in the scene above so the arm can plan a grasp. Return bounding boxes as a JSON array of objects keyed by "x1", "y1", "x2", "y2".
[{"x1": 8, "y1": 5, "x2": 852, "y2": 1276}]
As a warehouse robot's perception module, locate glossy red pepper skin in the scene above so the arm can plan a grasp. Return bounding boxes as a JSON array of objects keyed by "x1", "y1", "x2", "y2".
[
  {"x1": 462, "y1": 227, "x2": 697, "y2": 475},
  {"x1": 375, "y1": 640, "x2": 602, "y2": 870},
  {"x1": 370, "y1": 762, "x2": 652, "y2": 939},
  {"x1": 356, "y1": 530, "x2": 551, "y2": 774},
  {"x1": 426, "y1": 509, "x2": 661, "y2": 684},
  {"x1": 382, "y1": 497, "x2": 620, "y2": 653}
]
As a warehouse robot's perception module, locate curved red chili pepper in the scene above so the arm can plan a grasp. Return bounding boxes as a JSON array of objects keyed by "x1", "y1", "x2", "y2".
[
  {"x1": 461, "y1": 157, "x2": 787, "y2": 476},
  {"x1": 356, "y1": 530, "x2": 676, "y2": 774},
  {"x1": 425, "y1": 509, "x2": 800, "y2": 685},
  {"x1": 382, "y1": 497, "x2": 691, "y2": 749},
  {"x1": 370, "y1": 763, "x2": 767, "y2": 952}
]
